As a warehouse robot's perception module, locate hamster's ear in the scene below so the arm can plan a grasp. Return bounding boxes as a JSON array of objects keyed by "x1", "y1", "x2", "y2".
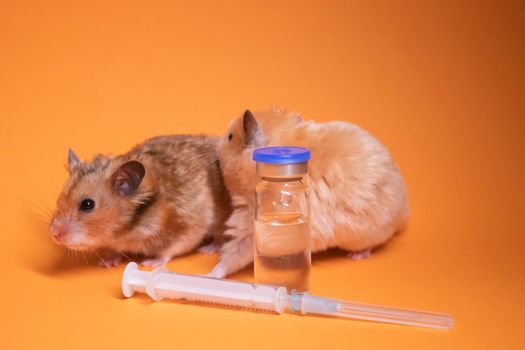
[
  {"x1": 111, "y1": 161, "x2": 145, "y2": 196},
  {"x1": 68, "y1": 148, "x2": 81, "y2": 173},
  {"x1": 243, "y1": 110, "x2": 262, "y2": 147}
]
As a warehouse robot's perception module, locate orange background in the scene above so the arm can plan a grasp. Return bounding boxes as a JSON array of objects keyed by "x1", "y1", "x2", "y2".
[{"x1": 1, "y1": 0, "x2": 524, "y2": 348}]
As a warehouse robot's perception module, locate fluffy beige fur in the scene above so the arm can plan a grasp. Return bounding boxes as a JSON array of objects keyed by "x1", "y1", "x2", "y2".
[{"x1": 209, "y1": 108, "x2": 408, "y2": 278}]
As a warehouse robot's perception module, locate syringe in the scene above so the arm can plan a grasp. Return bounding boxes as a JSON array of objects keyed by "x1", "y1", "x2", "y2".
[{"x1": 122, "y1": 262, "x2": 453, "y2": 329}]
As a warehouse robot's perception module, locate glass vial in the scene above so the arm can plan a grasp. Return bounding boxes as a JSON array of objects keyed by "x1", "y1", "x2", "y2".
[{"x1": 252, "y1": 147, "x2": 311, "y2": 293}]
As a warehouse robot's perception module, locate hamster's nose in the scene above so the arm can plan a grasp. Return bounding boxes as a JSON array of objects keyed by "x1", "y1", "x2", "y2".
[{"x1": 50, "y1": 221, "x2": 70, "y2": 242}]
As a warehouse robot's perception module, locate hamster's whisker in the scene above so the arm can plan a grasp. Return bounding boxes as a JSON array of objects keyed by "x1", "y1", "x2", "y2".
[
  {"x1": 72, "y1": 249, "x2": 78, "y2": 266},
  {"x1": 34, "y1": 205, "x2": 53, "y2": 218},
  {"x1": 105, "y1": 245, "x2": 131, "y2": 260},
  {"x1": 21, "y1": 197, "x2": 54, "y2": 218},
  {"x1": 24, "y1": 204, "x2": 53, "y2": 224},
  {"x1": 113, "y1": 249, "x2": 131, "y2": 260},
  {"x1": 33, "y1": 214, "x2": 51, "y2": 225},
  {"x1": 80, "y1": 250, "x2": 93, "y2": 273},
  {"x1": 94, "y1": 235, "x2": 132, "y2": 261},
  {"x1": 94, "y1": 251, "x2": 123, "y2": 277},
  {"x1": 93, "y1": 250, "x2": 105, "y2": 265}
]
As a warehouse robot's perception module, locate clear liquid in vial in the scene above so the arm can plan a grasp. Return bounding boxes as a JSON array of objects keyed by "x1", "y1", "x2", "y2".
[{"x1": 254, "y1": 213, "x2": 310, "y2": 292}]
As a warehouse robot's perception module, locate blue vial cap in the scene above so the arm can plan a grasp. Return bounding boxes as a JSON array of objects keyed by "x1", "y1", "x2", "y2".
[{"x1": 252, "y1": 146, "x2": 311, "y2": 164}]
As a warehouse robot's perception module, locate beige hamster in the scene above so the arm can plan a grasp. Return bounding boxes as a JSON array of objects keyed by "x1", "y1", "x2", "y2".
[
  {"x1": 208, "y1": 108, "x2": 408, "y2": 278},
  {"x1": 50, "y1": 135, "x2": 232, "y2": 267}
]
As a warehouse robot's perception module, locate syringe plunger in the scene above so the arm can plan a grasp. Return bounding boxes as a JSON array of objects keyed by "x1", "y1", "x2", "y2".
[{"x1": 123, "y1": 262, "x2": 288, "y2": 313}]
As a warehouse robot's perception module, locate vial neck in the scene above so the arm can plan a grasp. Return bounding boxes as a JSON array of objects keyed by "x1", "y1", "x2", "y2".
[
  {"x1": 255, "y1": 161, "x2": 308, "y2": 179},
  {"x1": 262, "y1": 176, "x2": 303, "y2": 182}
]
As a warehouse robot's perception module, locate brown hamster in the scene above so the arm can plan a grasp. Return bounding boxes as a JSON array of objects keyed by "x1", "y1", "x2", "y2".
[
  {"x1": 50, "y1": 135, "x2": 232, "y2": 267},
  {"x1": 208, "y1": 108, "x2": 408, "y2": 278}
]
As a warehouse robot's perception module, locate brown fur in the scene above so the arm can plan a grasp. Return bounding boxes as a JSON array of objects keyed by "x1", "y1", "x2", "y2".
[
  {"x1": 50, "y1": 135, "x2": 232, "y2": 266},
  {"x1": 208, "y1": 108, "x2": 408, "y2": 277}
]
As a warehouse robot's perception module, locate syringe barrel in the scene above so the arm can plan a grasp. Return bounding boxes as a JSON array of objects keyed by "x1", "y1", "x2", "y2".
[{"x1": 122, "y1": 262, "x2": 288, "y2": 313}]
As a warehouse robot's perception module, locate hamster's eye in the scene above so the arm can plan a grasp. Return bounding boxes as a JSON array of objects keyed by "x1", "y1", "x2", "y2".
[
  {"x1": 228, "y1": 133, "x2": 233, "y2": 141},
  {"x1": 79, "y1": 198, "x2": 95, "y2": 212}
]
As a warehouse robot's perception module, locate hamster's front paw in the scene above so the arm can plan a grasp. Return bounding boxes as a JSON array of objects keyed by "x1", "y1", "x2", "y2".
[
  {"x1": 141, "y1": 256, "x2": 169, "y2": 267},
  {"x1": 206, "y1": 262, "x2": 227, "y2": 279},
  {"x1": 98, "y1": 255, "x2": 123, "y2": 268},
  {"x1": 346, "y1": 249, "x2": 371, "y2": 260}
]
